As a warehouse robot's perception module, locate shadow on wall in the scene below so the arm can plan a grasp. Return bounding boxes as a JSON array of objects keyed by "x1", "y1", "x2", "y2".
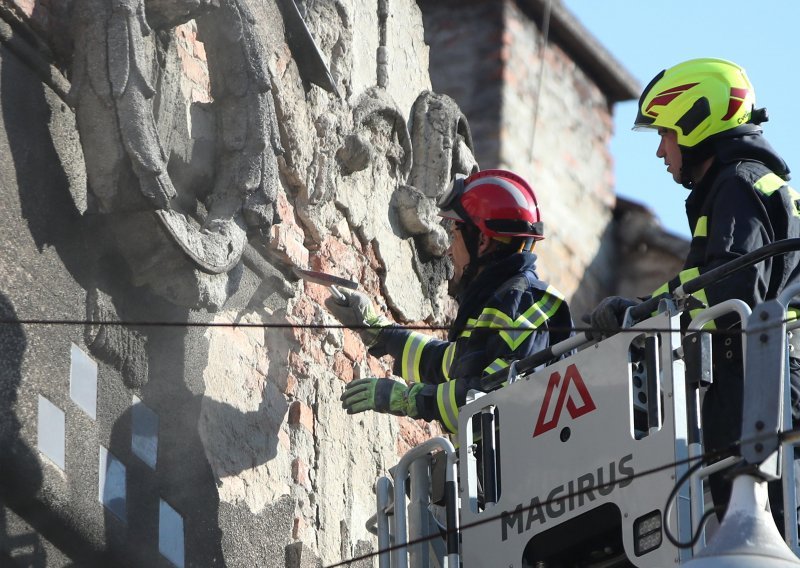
[
  {"x1": 0, "y1": 24, "x2": 288, "y2": 566},
  {"x1": 0, "y1": 293, "x2": 47, "y2": 567},
  {"x1": 0, "y1": 39, "x2": 86, "y2": 275},
  {"x1": 101, "y1": 307, "x2": 288, "y2": 567},
  {"x1": 0, "y1": 25, "x2": 100, "y2": 565}
]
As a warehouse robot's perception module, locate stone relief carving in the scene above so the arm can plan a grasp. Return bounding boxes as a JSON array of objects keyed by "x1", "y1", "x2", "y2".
[
  {"x1": 69, "y1": 0, "x2": 476, "y2": 318},
  {"x1": 69, "y1": 0, "x2": 335, "y2": 308},
  {"x1": 393, "y1": 91, "x2": 478, "y2": 258},
  {"x1": 85, "y1": 287, "x2": 149, "y2": 388}
]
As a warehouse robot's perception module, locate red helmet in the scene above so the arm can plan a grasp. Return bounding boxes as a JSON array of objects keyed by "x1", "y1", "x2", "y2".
[{"x1": 438, "y1": 169, "x2": 544, "y2": 240}]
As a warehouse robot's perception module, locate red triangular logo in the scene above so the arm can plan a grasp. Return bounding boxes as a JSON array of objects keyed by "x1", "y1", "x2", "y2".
[{"x1": 532, "y1": 364, "x2": 597, "y2": 437}]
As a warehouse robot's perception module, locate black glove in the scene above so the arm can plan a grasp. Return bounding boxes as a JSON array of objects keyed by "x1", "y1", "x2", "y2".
[{"x1": 589, "y1": 296, "x2": 638, "y2": 338}]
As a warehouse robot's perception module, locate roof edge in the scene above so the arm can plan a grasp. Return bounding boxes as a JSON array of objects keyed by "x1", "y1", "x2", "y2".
[{"x1": 519, "y1": 0, "x2": 641, "y2": 103}]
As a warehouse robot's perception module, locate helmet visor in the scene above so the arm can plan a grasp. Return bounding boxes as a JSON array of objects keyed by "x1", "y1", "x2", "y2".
[{"x1": 632, "y1": 124, "x2": 658, "y2": 132}]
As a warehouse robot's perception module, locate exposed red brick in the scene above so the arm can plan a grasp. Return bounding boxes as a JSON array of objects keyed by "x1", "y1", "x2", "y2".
[
  {"x1": 396, "y1": 418, "x2": 431, "y2": 457},
  {"x1": 275, "y1": 191, "x2": 296, "y2": 224},
  {"x1": 301, "y1": 279, "x2": 331, "y2": 307},
  {"x1": 332, "y1": 352, "x2": 354, "y2": 383},
  {"x1": 367, "y1": 355, "x2": 391, "y2": 378},
  {"x1": 397, "y1": 418, "x2": 443, "y2": 457},
  {"x1": 288, "y1": 351, "x2": 308, "y2": 375},
  {"x1": 291, "y1": 458, "x2": 312, "y2": 491},
  {"x1": 292, "y1": 516, "x2": 306, "y2": 540},
  {"x1": 292, "y1": 295, "x2": 316, "y2": 321},
  {"x1": 193, "y1": 38, "x2": 207, "y2": 61},
  {"x1": 312, "y1": 236, "x2": 363, "y2": 283},
  {"x1": 288, "y1": 401, "x2": 314, "y2": 433},
  {"x1": 283, "y1": 373, "x2": 298, "y2": 396},
  {"x1": 179, "y1": 49, "x2": 210, "y2": 92},
  {"x1": 12, "y1": 0, "x2": 35, "y2": 17},
  {"x1": 365, "y1": 240, "x2": 382, "y2": 272},
  {"x1": 269, "y1": 223, "x2": 309, "y2": 268},
  {"x1": 341, "y1": 329, "x2": 363, "y2": 361}
]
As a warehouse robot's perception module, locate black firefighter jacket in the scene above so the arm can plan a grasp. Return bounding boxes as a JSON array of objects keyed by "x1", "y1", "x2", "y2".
[
  {"x1": 649, "y1": 127, "x2": 800, "y2": 444},
  {"x1": 369, "y1": 252, "x2": 574, "y2": 433}
]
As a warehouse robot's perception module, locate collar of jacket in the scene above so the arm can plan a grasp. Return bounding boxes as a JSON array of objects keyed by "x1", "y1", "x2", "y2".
[
  {"x1": 449, "y1": 252, "x2": 538, "y2": 341},
  {"x1": 686, "y1": 127, "x2": 791, "y2": 214}
]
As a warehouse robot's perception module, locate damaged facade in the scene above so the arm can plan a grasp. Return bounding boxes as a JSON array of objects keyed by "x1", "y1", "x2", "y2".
[{"x1": 0, "y1": 0, "x2": 686, "y2": 566}]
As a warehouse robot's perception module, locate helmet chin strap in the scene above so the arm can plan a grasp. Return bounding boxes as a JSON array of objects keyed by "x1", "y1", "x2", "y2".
[
  {"x1": 453, "y1": 226, "x2": 535, "y2": 297},
  {"x1": 452, "y1": 224, "x2": 482, "y2": 296}
]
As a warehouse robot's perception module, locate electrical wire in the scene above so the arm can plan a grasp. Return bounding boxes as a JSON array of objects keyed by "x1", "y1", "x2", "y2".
[
  {"x1": 662, "y1": 455, "x2": 733, "y2": 549},
  {"x1": 0, "y1": 317, "x2": 796, "y2": 338},
  {"x1": 528, "y1": 0, "x2": 553, "y2": 166},
  {"x1": 1, "y1": 294, "x2": 797, "y2": 563}
]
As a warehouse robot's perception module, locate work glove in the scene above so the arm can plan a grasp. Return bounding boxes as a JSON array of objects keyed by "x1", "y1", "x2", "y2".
[
  {"x1": 340, "y1": 378, "x2": 423, "y2": 418},
  {"x1": 325, "y1": 287, "x2": 390, "y2": 346},
  {"x1": 587, "y1": 296, "x2": 638, "y2": 338}
]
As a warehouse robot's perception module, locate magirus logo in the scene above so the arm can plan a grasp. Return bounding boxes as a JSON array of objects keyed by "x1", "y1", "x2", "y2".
[{"x1": 532, "y1": 363, "x2": 597, "y2": 437}]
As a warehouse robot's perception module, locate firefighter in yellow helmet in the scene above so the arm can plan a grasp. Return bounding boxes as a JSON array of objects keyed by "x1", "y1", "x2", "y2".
[{"x1": 591, "y1": 58, "x2": 800, "y2": 528}]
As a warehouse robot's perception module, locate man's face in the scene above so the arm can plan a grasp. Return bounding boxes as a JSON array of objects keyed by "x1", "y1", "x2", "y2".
[
  {"x1": 448, "y1": 224, "x2": 471, "y2": 292},
  {"x1": 656, "y1": 128, "x2": 683, "y2": 184}
]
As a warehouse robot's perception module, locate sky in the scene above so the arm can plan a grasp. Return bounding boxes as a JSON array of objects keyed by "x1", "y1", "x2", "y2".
[{"x1": 562, "y1": 0, "x2": 800, "y2": 239}]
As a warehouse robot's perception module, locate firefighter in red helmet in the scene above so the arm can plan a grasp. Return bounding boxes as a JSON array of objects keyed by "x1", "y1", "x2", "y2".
[{"x1": 332, "y1": 169, "x2": 574, "y2": 432}]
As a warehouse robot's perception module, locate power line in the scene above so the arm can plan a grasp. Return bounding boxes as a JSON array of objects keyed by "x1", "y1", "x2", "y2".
[
  {"x1": 528, "y1": 0, "x2": 553, "y2": 166},
  {"x1": 0, "y1": 317, "x2": 795, "y2": 337}
]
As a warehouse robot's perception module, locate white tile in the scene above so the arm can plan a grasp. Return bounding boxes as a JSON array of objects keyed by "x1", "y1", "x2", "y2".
[
  {"x1": 131, "y1": 395, "x2": 158, "y2": 469},
  {"x1": 159, "y1": 499, "x2": 185, "y2": 568},
  {"x1": 70, "y1": 343, "x2": 97, "y2": 420},
  {"x1": 99, "y1": 446, "x2": 126, "y2": 521},
  {"x1": 37, "y1": 396, "x2": 65, "y2": 470}
]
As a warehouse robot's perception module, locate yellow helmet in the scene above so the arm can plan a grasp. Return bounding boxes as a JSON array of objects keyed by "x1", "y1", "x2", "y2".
[{"x1": 634, "y1": 58, "x2": 756, "y2": 148}]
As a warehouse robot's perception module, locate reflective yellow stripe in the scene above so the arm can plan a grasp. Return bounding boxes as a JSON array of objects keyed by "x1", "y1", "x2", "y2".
[
  {"x1": 472, "y1": 286, "x2": 564, "y2": 351},
  {"x1": 651, "y1": 282, "x2": 670, "y2": 297},
  {"x1": 441, "y1": 343, "x2": 456, "y2": 380},
  {"x1": 460, "y1": 318, "x2": 477, "y2": 339},
  {"x1": 693, "y1": 216, "x2": 708, "y2": 238},
  {"x1": 437, "y1": 382, "x2": 459, "y2": 434},
  {"x1": 788, "y1": 308, "x2": 800, "y2": 322},
  {"x1": 690, "y1": 287, "x2": 715, "y2": 329},
  {"x1": 483, "y1": 358, "x2": 509, "y2": 376},
  {"x1": 675, "y1": 267, "x2": 715, "y2": 328},
  {"x1": 401, "y1": 332, "x2": 432, "y2": 383},
  {"x1": 754, "y1": 173, "x2": 786, "y2": 196}
]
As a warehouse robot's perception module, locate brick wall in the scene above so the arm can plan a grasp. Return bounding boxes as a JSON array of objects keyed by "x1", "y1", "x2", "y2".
[
  {"x1": 419, "y1": 0, "x2": 504, "y2": 167},
  {"x1": 421, "y1": 0, "x2": 620, "y2": 318}
]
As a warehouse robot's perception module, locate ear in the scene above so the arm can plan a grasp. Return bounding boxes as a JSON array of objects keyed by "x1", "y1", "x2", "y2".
[{"x1": 477, "y1": 232, "x2": 494, "y2": 255}]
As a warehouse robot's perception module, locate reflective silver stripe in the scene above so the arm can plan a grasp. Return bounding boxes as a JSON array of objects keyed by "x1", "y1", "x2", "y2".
[
  {"x1": 460, "y1": 318, "x2": 477, "y2": 339},
  {"x1": 483, "y1": 358, "x2": 509, "y2": 376},
  {"x1": 501, "y1": 288, "x2": 563, "y2": 350},
  {"x1": 438, "y1": 381, "x2": 459, "y2": 434},
  {"x1": 470, "y1": 287, "x2": 563, "y2": 351},
  {"x1": 401, "y1": 332, "x2": 432, "y2": 383},
  {"x1": 464, "y1": 175, "x2": 530, "y2": 210}
]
